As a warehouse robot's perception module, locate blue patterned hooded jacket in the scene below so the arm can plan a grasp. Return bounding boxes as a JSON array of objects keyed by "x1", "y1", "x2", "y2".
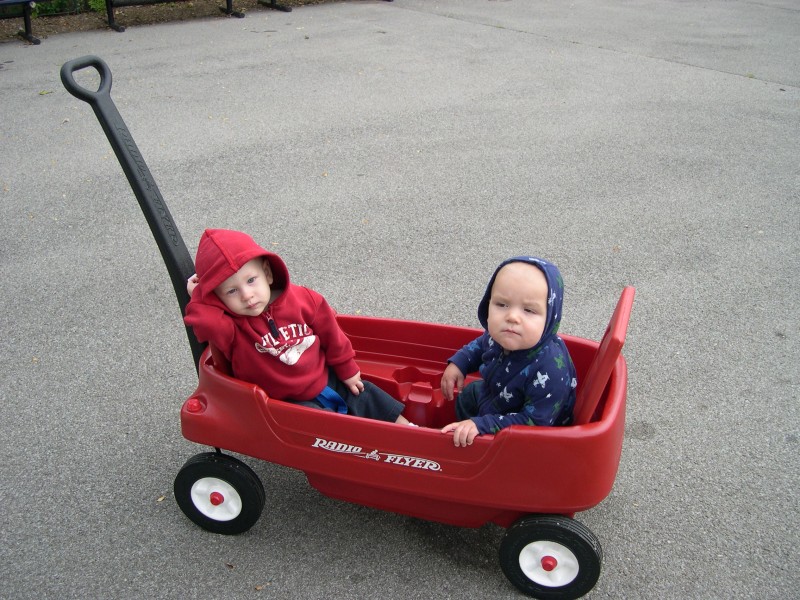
[{"x1": 448, "y1": 256, "x2": 577, "y2": 434}]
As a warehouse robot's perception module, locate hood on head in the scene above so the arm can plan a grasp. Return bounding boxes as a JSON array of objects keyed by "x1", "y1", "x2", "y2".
[
  {"x1": 477, "y1": 256, "x2": 565, "y2": 348},
  {"x1": 192, "y1": 228, "x2": 290, "y2": 302}
]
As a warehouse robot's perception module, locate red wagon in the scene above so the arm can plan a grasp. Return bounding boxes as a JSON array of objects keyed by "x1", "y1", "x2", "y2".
[{"x1": 62, "y1": 56, "x2": 634, "y2": 600}]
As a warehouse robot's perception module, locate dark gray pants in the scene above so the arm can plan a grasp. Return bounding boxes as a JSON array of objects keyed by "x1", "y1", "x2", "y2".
[
  {"x1": 296, "y1": 369, "x2": 405, "y2": 423},
  {"x1": 455, "y1": 380, "x2": 484, "y2": 420}
]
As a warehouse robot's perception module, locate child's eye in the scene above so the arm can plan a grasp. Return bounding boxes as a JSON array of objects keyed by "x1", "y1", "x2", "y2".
[
  {"x1": 247, "y1": 276, "x2": 257, "y2": 284},
  {"x1": 226, "y1": 288, "x2": 237, "y2": 296}
]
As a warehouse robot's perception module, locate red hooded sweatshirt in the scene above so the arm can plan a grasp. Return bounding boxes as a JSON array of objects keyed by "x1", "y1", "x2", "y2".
[{"x1": 184, "y1": 229, "x2": 359, "y2": 401}]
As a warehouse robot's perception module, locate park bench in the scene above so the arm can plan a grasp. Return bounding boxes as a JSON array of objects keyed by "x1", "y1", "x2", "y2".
[
  {"x1": 0, "y1": 0, "x2": 51, "y2": 44},
  {"x1": 103, "y1": 0, "x2": 392, "y2": 32},
  {"x1": 103, "y1": 0, "x2": 292, "y2": 32}
]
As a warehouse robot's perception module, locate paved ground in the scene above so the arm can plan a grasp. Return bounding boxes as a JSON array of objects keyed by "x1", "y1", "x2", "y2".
[{"x1": 1, "y1": 1, "x2": 798, "y2": 598}]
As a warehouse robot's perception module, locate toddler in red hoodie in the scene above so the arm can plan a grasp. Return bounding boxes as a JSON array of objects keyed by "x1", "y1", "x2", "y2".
[{"x1": 184, "y1": 229, "x2": 412, "y2": 424}]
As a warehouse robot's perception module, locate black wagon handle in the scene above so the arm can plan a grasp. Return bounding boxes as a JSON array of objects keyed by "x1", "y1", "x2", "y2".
[
  {"x1": 61, "y1": 55, "x2": 206, "y2": 371},
  {"x1": 60, "y1": 55, "x2": 113, "y2": 104}
]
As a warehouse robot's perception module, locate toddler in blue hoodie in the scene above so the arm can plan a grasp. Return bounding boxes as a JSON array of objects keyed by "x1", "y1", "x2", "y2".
[{"x1": 441, "y1": 257, "x2": 577, "y2": 446}]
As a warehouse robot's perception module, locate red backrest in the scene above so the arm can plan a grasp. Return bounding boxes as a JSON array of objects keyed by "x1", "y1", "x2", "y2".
[{"x1": 572, "y1": 287, "x2": 635, "y2": 425}]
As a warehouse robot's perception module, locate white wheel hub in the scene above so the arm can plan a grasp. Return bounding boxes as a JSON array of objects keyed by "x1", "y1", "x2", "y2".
[
  {"x1": 190, "y1": 477, "x2": 242, "y2": 522},
  {"x1": 518, "y1": 540, "x2": 580, "y2": 587}
]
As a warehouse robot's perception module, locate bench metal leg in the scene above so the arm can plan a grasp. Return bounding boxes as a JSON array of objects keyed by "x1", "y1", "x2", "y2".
[
  {"x1": 257, "y1": 0, "x2": 291, "y2": 12},
  {"x1": 105, "y1": 0, "x2": 125, "y2": 32},
  {"x1": 220, "y1": 0, "x2": 244, "y2": 18},
  {"x1": 17, "y1": 4, "x2": 41, "y2": 44}
]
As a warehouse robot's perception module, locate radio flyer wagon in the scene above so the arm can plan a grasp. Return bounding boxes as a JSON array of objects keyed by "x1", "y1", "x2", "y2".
[{"x1": 61, "y1": 55, "x2": 634, "y2": 600}]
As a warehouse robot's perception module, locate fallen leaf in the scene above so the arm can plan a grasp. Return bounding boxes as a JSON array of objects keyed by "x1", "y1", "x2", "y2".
[
  {"x1": 39, "y1": 90, "x2": 53, "y2": 95},
  {"x1": 225, "y1": 562, "x2": 235, "y2": 570},
  {"x1": 156, "y1": 496, "x2": 165, "y2": 503}
]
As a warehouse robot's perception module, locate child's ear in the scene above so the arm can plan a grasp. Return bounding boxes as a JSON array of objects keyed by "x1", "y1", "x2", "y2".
[{"x1": 262, "y1": 258, "x2": 274, "y2": 284}]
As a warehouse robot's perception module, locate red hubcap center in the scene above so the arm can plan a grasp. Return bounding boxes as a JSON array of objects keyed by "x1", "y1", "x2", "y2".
[
  {"x1": 541, "y1": 556, "x2": 558, "y2": 571},
  {"x1": 209, "y1": 491, "x2": 224, "y2": 506}
]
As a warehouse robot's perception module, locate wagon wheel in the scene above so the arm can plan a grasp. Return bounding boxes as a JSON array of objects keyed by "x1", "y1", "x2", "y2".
[
  {"x1": 174, "y1": 452, "x2": 265, "y2": 535},
  {"x1": 499, "y1": 515, "x2": 602, "y2": 600}
]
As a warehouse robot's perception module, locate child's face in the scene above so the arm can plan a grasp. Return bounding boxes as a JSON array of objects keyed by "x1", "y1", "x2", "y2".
[
  {"x1": 214, "y1": 258, "x2": 274, "y2": 317},
  {"x1": 486, "y1": 262, "x2": 549, "y2": 352}
]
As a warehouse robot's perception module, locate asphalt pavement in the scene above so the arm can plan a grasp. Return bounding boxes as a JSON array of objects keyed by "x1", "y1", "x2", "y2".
[{"x1": 1, "y1": 1, "x2": 798, "y2": 598}]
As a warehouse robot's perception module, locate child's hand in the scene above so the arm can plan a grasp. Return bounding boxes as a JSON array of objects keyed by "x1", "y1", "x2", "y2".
[
  {"x1": 343, "y1": 372, "x2": 365, "y2": 396},
  {"x1": 187, "y1": 274, "x2": 200, "y2": 296},
  {"x1": 441, "y1": 420, "x2": 479, "y2": 447},
  {"x1": 441, "y1": 363, "x2": 465, "y2": 401}
]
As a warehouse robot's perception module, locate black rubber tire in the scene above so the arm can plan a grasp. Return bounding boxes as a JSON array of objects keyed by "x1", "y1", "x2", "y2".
[
  {"x1": 174, "y1": 452, "x2": 265, "y2": 535},
  {"x1": 499, "y1": 515, "x2": 603, "y2": 599}
]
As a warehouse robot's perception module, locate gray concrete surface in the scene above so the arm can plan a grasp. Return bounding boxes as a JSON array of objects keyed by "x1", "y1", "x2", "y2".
[{"x1": 1, "y1": 0, "x2": 798, "y2": 598}]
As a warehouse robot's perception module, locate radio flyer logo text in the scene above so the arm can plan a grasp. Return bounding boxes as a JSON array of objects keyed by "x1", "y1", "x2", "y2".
[{"x1": 311, "y1": 437, "x2": 442, "y2": 471}]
